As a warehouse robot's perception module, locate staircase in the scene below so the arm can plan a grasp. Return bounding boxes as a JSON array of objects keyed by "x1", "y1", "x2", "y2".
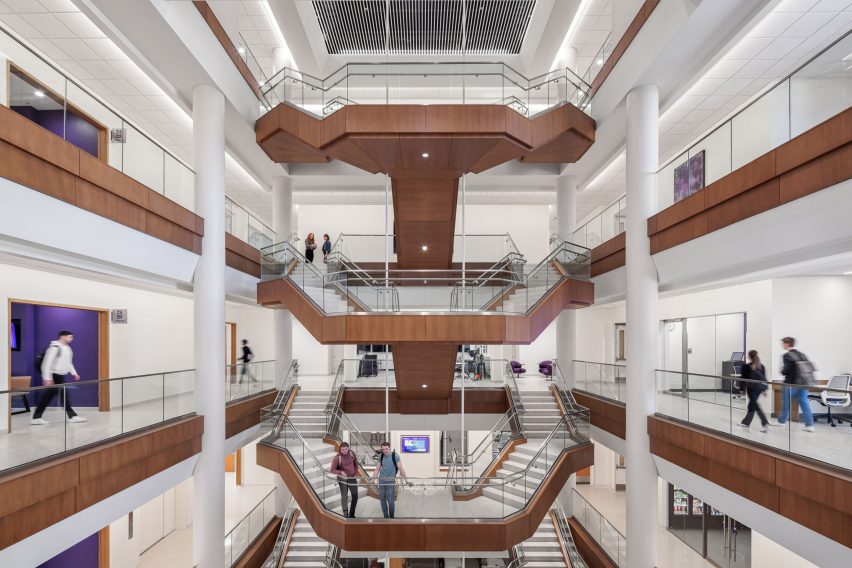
[
  {"x1": 282, "y1": 516, "x2": 328, "y2": 568},
  {"x1": 520, "y1": 390, "x2": 563, "y2": 439},
  {"x1": 500, "y1": 263, "x2": 563, "y2": 312},
  {"x1": 520, "y1": 515, "x2": 568, "y2": 568},
  {"x1": 288, "y1": 391, "x2": 329, "y2": 438},
  {"x1": 288, "y1": 263, "x2": 351, "y2": 314}
]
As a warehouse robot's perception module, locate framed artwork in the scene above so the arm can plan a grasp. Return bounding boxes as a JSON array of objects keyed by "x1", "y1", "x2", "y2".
[{"x1": 673, "y1": 150, "x2": 705, "y2": 203}]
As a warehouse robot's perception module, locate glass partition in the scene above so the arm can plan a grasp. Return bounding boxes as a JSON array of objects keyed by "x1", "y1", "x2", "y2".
[
  {"x1": 226, "y1": 359, "x2": 277, "y2": 402},
  {"x1": 571, "y1": 195, "x2": 626, "y2": 251},
  {"x1": 225, "y1": 196, "x2": 276, "y2": 249},
  {"x1": 224, "y1": 487, "x2": 277, "y2": 567},
  {"x1": 0, "y1": 369, "x2": 196, "y2": 473},
  {"x1": 572, "y1": 489, "x2": 626, "y2": 567},
  {"x1": 572, "y1": 360, "x2": 627, "y2": 402}
]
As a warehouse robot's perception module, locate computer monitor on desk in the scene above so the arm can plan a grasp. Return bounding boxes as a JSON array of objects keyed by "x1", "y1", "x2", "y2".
[{"x1": 730, "y1": 352, "x2": 744, "y2": 362}]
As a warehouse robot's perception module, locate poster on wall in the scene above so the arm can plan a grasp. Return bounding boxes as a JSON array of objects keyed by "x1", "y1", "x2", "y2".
[{"x1": 673, "y1": 150, "x2": 705, "y2": 203}]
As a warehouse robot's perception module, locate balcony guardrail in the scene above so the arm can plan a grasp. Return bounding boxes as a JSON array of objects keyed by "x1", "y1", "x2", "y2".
[
  {"x1": 226, "y1": 195, "x2": 276, "y2": 250},
  {"x1": 225, "y1": 487, "x2": 278, "y2": 567},
  {"x1": 572, "y1": 489, "x2": 626, "y2": 567},
  {"x1": 226, "y1": 359, "x2": 278, "y2": 402},
  {"x1": 1, "y1": 369, "x2": 196, "y2": 473},
  {"x1": 259, "y1": 62, "x2": 592, "y2": 118},
  {"x1": 568, "y1": 193, "x2": 626, "y2": 250},
  {"x1": 655, "y1": 369, "x2": 852, "y2": 471},
  {"x1": 572, "y1": 360, "x2": 627, "y2": 403}
]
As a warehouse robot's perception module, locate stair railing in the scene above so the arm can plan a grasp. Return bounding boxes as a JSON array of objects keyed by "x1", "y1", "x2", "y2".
[
  {"x1": 261, "y1": 497, "x2": 297, "y2": 568},
  {"x1": 265, "y1": 360, "x2": 300, "y2": 438},
  {"x1": 450, "y1": 251, "x2": 526, "y2": 311},
  {"x1": 551, "y1": 504, "x2": 589, "y2": 568}
]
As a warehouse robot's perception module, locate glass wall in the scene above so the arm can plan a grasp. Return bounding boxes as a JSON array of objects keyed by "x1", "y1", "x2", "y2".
[
  {"x1": 225, "y1": 196, "x2": 275, "y2": 249},
  {"x1": 573, "y1": 195, "x2": 626, "y2": 249}
]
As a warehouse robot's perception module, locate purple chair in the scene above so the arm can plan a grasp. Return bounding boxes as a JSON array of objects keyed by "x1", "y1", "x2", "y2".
[
  {"x1": 510, "y1": 360, "x2": 526, "y2": 377},
  {"x1": 539, "y1": 360, "x2": 553, "y2": 378}
]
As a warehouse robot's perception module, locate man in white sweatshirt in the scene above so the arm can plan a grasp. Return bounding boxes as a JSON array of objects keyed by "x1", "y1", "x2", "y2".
[{"x1": 31, "y1": 330, "x2": 87, "y2": 425}]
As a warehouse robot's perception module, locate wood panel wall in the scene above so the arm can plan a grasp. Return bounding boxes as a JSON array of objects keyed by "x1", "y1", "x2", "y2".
[
  {"x1": 225, "y1": 233, "x2": 263, "y2": 278},
  {"x1": 0, "y1": 104, "x2": 204, "y2": 253},
  {"x1": 192, "y1": 1, "x2": 261, "y2": 96},
  {"x1": 341, "y1": 387, "x2": 509, "y2": 415},
  {"x1": 0, "y1": 415, "x2": 203, "y2": 550},
  {"x1": 648, "y1": 415, "x2": 852, "y2": 548},
  {"x1": 257, "y1": 276, "x2": 594, "y2": 345},
  {"x1": 257, "y1": 441, "x2": 593, "y2": 552},
  {"x1": 589, "y1": 233, "x2": 626, "y2": 278},
  {"x1": 572, "y1": 390, "x2": 626, "y2": 440},
  {"x1": 232, "y1": 516, "x2": 283, "y2": 568},
  {"x1": 226, "y1": 389, "x2": 278, "y2": 439},
  {"x1": 648, "y1": 108, "x2": 852, "y2": 255}
]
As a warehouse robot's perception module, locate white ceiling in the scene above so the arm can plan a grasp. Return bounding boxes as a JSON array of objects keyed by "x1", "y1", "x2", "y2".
[
  {"x1": 0, "y1": 0, "x2": 272, "y2": 224},
  {"x1": 208, "y1": 0, "x2": 279, "y2": 80},
  {"x1": 569, "y1": 0, "x2": 612, "y2": 79}
]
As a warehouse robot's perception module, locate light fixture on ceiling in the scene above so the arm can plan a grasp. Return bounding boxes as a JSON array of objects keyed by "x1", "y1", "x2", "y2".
[
  {"x1": 238, "y1": 47, "x2": 246, "y2": 55},
  {"x1": 844, "y1": 270, "x2": 852, "y2": 275},
  {"x1": 33, "y1": 90, "x2": 44, "y2": 98},
  {"x1": 422, "y1": 384, "x2": 428, "y2": 388},
  {"x1": 596, "y1": 58, "x2": 603, "y2": 65},
  {"x1": 422, "y1": 152, "x2": 429, "y2": 158},
  {"x1": 421, "y1": 245, "x2": 428, "y2": 251}
]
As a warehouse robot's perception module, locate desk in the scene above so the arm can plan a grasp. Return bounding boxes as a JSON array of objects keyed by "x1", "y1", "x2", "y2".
[
  {"x1": 771, "y1": 379, "x2": 827, "y2": 421},
  {"x1": 10, "y1": 376, "x2": 32, "y2": 427}
]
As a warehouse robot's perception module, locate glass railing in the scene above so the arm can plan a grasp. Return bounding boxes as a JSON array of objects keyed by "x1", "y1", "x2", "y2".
[
  {"x1": 261, "y1": 240, "x2": 590, "y2": 314},
  {"x1": 572, "y1": 489, "x2": 626, "y2": 567},
  {"x1": 0, "y1": 369, "x2": 196, "y2": 473},
  {"x1": 226, "y1": 196, "x2": 276, "y2": 250},
  {"x1": 262, "y1": 499, "x2": 298, "y2": 568},
  {"x1": 0, "y1": 23, "x2": 196, "y2": 211},
  {"x1": 570, "y1": 194, "x2": 626, "y2": 250},
  {"x1": 551, "y1": 503, "x2": 589, "y2": 568},
  {"x1": 572, "y1": 360, "x2": 627, "y2": 403},
  {"x1": 224, "y1": 487, "x2": 277, "y2": 567},
  {"x1": 655, "y1": 370, "x2": 852, "y2": 470},
  {"x1": 329, "y1": 233, "x2": 523, "y2": 264},
  {"x1": 262, "y1": 359, "x2": 299, "y2": 437},
  {"x1": 236, "y1": 33, "x2": 272, "y2": 89},
  {"x1": 655, "y1": 29, "x2": 852, "y2": 213},
  {"x1": 580, "y1": 33, "x2": 616, "y2": 88},
  {"x1": 259, "y1": 62, "x2": 591, "y2": 118},
  {"x1": 226, "y1": 359, "x2": 277, "y2": 402},
  {"x1": 263, "y1": 407, "x2": 590, "y2": 520}
]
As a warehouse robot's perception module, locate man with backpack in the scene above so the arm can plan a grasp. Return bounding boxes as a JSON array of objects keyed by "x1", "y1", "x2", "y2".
[
  {"x1": 775, "y1": 337, "x2": 815, "y2": 432},
  {"x1": 31, "y1": 330, "x2": 87, "y2": 425},
  {"x1": 330, "y1": 442, "x2": 359, "y2": 518},
  {"x1": 371, "y1": 441, "x2": 412, "y2": 518}
]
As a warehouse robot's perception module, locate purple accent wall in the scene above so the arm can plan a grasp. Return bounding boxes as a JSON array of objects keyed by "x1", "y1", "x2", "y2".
[
  {"x1": 10, "y1": 105, "x2": 100, "y2": 157},
  {"x1": 10, "y1": 303, "x2": 99, "y2": 408},
  {"x1": 37, "y1": 532, "x2": 98, "y2": 568}
]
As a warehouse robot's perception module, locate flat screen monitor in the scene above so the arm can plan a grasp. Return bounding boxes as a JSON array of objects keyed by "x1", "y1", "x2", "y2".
[
  {"x1": 10, "y1": 319, "x2": 21, "y2": 351},
  {"x1": 400, "y1": 435, "x2": 429, "y2": 453},
  {"x1": 730, "y1": 352, "x2": 744, "y2": 362}
]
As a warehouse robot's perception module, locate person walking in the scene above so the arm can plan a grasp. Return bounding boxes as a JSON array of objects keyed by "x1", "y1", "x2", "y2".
[
  {"x1": 371, "y1": 441, "x2": 411, "y2": 518},
  {"x1": 31, "y1": 330, "x2": 87, "y2": 425},
  {"x1": 775, "y1": 337, "x2": 815, "y2": 432},
  {"x1": 238, "y1": 339, "x2": 255, "y2": 384},
  {"x1": 305, "y1": 233, "x2": 317, "y2": 264},
  {"x1": 736, "y1": 350, "x2": 769, "y2": 432},
  {"x1": 321, "y1": 234, "x2": 332, "y2": 262},
  {"x1": 330, "y1": 442, "x2": 359, "y2": 518}
]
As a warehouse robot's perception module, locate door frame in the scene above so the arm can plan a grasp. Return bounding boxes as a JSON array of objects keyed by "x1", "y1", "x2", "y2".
[{"x1": 7, "y1": 299, "x2": 110, "y2": 433}]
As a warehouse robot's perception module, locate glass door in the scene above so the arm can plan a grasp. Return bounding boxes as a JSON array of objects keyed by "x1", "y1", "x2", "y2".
[{"x1": 706, "y1": 509, "x2": 751, "y2": 568}]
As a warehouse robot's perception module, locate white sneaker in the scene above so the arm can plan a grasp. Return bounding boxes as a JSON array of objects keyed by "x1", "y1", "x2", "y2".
[
  {"x1": 735, "y1": 423, "x2": 749, "y2": 429},
  {"x1": 68, "y1": 416, "x2": 88, "y2": 423},
  {"x1": 770, "y1": 422, "x2": 785, "y2": 428},
  {"x1": 803, "y1": 425, "x2": 814, "y2": 432},
  {"x1": 31, "y1": 418, "x2": 50, "y2": 425},
  {"x1": 760, "y1": 425, "x2": 769, "y2": 433}
]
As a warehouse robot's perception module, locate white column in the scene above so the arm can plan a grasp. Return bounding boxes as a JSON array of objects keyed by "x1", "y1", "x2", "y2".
[
  {"x1": 272, "y1": 176, "x2": 293, "y2": 389},
  {"x1": 192, "y1": 84, "x2": 226, "y2": 568},
  {"x1": 556, "y1": 174, "x2": 577, "y2": 381},
  {"x1": 624, "y1": 84, "x2": 659, "y2": 568}
]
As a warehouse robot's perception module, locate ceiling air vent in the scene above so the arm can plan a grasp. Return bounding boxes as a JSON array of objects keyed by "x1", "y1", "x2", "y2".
[{"x1": 312, "y1": 0, "x2": 538, "y2": 55}]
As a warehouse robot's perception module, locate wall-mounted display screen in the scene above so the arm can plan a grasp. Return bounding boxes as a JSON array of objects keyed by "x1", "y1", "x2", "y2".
[
  {"x1": 10, "y1": 319, "x2": 21, "y2": 351},
  {"x1": 400, "y1": 435, "x2": 429, "y2": 453}
]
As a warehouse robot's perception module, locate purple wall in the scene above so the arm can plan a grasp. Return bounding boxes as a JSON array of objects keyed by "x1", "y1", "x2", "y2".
[
  {"x1": 10, "y1": 303, "x2": 100, "y2": 407},
  {"x1": 37, "y1": 532, "x2": 98, "y2": 568},
  {"x1": 10, "y1": 105, "x2": 100, "y2": 157}
]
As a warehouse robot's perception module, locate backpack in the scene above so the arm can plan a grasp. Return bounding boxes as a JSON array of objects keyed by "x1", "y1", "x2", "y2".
[
  {"x1": 34, "y1": 345, "x2": 58, "y2": 376},
  {"x1": 379, "y1": 451, "x2": 399, "y2": 474},
  {"x1": 789, "y1": 350, "x2": 816, "y2": 385}
]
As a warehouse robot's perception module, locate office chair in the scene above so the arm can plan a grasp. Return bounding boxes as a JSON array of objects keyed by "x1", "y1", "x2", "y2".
[{"x1": 810, "y1": 374, "x2": 851, "y2": 427}]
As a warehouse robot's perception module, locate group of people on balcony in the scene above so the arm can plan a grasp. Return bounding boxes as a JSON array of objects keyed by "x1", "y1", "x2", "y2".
[
  {"x1": 330, "y1": 441, "x2": 412, "y2": 519},
  {"x1": 304, "y1": 233, "x2": 331, "y2": 264},
  {"x1": 737, "y1": 337, "x2": 815, "y2": 432}
]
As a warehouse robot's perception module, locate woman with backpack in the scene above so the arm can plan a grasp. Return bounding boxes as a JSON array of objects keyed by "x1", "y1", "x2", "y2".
[{"x1": 736, "y1": 350, "x2": 770, "y2": 432}]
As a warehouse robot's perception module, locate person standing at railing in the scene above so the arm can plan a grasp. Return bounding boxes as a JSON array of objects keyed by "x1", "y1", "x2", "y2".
[
  {"x1": 321, "y1": 234, "x2": 331, "y2": 262},
  {"x1": 330, "y1": 442, "x2": 359, "y2": 518},
  {"x1": 372, "y1": 441, "x2": 412, "y2": 518},
  {"x1": 238, "y1": 339, "x2": 256, "y2": 384},
  {"x1": 736, "y1": 350, "x2": 770, "y2": 432},
  {"x1": 305, "y1": 233, "x2": 317, "y2": 264},
  {"x1": 775, "y1": 337, "x2": 815, "y2": 432},
  {"x1": 31, "y1": 330, "x2": 87, "y2": 425}
]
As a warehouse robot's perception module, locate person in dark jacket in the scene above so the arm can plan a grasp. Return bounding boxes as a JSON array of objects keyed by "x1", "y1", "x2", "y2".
[
  {"x1": 238, "y1": 339, "x2": 255, "y2": 384},
  {"x1": 736, "y1": 350, "x2": 769, "y2": 432},
  {"x1": 776, "y1": 337, "x2": 814, "y2": 431},
  {"x1": 321, "y1": 234, "x2": 332, "y2": 262},
  {"x1": 305, "y1": 233, "x2": 317, "y2": 263},
  {"x1": 330, "y1": 442, "x2": 359, "y2": 518}
]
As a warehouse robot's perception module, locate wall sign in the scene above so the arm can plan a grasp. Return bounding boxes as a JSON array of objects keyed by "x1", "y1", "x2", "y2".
[{"x1": 110, "y1": 309, "x2": 128, "y2": 324}]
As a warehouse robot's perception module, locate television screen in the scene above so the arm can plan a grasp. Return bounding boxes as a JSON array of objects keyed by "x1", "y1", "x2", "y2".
[
  {"x1": 400, "y1": 435, "x2": 429, "y2": 453},
  {"x1": 10, "y1": 319, "x2": 21, "y2": 351}
]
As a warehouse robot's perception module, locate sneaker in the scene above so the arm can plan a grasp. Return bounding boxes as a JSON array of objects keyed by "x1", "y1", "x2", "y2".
[
  {"x1": 770, "y1": 421, "x2": 785, "y2": 427},
  {"x1": 736, "y1": 423, "x2": 749, "y2": 429},
  {"x1": 68, "y1": 416, "x2": 88, "y2": 423},
  {"x1": 803, "y1": 425, "x2": 814, "y2": 432},
  {"x1": 760, "y1": 425, "x2": 769, "y2": 433},
  {"x1": 31, "y1": 418, "x2": 49, "y2": 425}
]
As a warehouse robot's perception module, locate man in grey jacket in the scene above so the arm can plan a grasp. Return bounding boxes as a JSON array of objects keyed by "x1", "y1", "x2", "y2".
[{"x1": 31, "y1": 330, "x2": 87, "y2": 425}]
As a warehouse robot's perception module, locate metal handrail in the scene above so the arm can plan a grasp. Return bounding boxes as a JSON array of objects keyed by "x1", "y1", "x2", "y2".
[
  {"x1": 572, "y1": 488, "x2": 626, "y2": 566},
  {"x1": 1, "y1": 367, "x2": 195, "y2": 395},
  {"x1": 262, "y1": 497, "x2": 298, "y2": 568},
  {"x1": 268, "y1": 360, "x2": 300, "y2": 438},
  {"x1": 226, "y1": 487, "x2": 276, "y2": 566},
  {"x1": 551, "y1": 504, "x2": 589, "y2": 568},
  {"x1": 656, "y1": 367, "x2": 852, "y2": 393}
]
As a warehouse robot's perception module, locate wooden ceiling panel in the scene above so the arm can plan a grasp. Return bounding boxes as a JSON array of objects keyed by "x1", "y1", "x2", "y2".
[
  {"x1": 392, "y1": 177, "x2": 458, "y2": 221},
  {"x1": 398, "y1": 136, "x2": 453, "y2": 171},
  {"x1": 470, "y1": 138, "x2": 528, "y2": 173},
  {"x1": 349, "y1": 136, "x2": 404, "y2": 171},
  {"x1": 325, "y1": 137, "x2": 384, "y2": 173},
  {"x1": 393, "y1": 343, "x2": 457, "y2": 400}
]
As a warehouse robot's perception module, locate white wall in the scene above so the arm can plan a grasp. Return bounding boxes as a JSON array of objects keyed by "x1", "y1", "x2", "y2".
[
  {"x1": 519, "y1": 319, "x2": 557, "y2": 370},
  {"x1": 455, "y1": 204, "x2": 551, "y2": 261},
  {"x1": 226, "y1": 303, "x2": 275, "y2": 362},
  {"x1": 751, "y1": 531, "x2": 819, "y2": 568},
  {"x1": 771, "y1": 277, "x2": 852, "y2": 381},
  {"x1": 293, "y1": 318, "x2": 330, "y2": 375},
  {"x1": 241, "y1": 437, "x2": 276, "y2": 486}
]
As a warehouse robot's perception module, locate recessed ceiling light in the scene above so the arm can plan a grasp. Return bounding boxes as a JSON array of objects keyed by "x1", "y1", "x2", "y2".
[
  {"x1": 422, "y1": 152, "x2": 429, "y2": 158},
  {"x1": 421, "y1": 245, "x2": 428, "y2": 251},
  {"x1": 422, "y1": 384, "x2": 428, "y2": 388},
  {"x1": 33, "y1": 90, "x2": 44, "y2": 98},
  {"x1": 238, "y1": 47, "x2": 246, "y2": 55},
  {"x1": 844, "y1": 270, "x2": 852, "y2": 275},
  {"x1": 596, "y1": 58, "x2": 603, "y2": 65}
]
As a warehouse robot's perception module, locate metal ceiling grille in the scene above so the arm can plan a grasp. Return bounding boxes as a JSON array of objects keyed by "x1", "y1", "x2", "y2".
[{"x1": 312, "y1": 0, "x2": 538, "y2": 55}]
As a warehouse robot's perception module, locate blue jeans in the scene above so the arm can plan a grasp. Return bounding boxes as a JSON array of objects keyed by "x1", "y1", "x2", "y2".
[
  {"x1": 777, "y1": 386, "x2": 813, "y2": 427},
  {"x1": 378, "y1": 483, "x2": 395, "y2": 518}
]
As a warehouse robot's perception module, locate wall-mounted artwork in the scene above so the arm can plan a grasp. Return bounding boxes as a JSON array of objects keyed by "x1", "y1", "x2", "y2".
[{"x1": 673, "y1": 150, "x2": 705, "y2": 203}]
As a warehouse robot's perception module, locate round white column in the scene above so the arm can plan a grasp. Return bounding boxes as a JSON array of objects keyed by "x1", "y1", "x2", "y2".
[
  {"x1": 625, "y1": 84, "x2": 659, "y2": 568},
  {"x1": 192, "y1": 84, "x2": 226, "y2": 568},
  {"x1": 556, "y1": 174, "x2": 577, "y2": 382}
]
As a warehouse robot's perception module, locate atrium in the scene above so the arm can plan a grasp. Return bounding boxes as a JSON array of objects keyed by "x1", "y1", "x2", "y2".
[{"x1": 0, "y1": 1, "x2": 850, "y2": 567}]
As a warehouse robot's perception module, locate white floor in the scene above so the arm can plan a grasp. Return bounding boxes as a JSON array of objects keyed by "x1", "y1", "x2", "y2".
[{"x1": 574, "y1": 485, "x2": 713, "y2": 568}]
